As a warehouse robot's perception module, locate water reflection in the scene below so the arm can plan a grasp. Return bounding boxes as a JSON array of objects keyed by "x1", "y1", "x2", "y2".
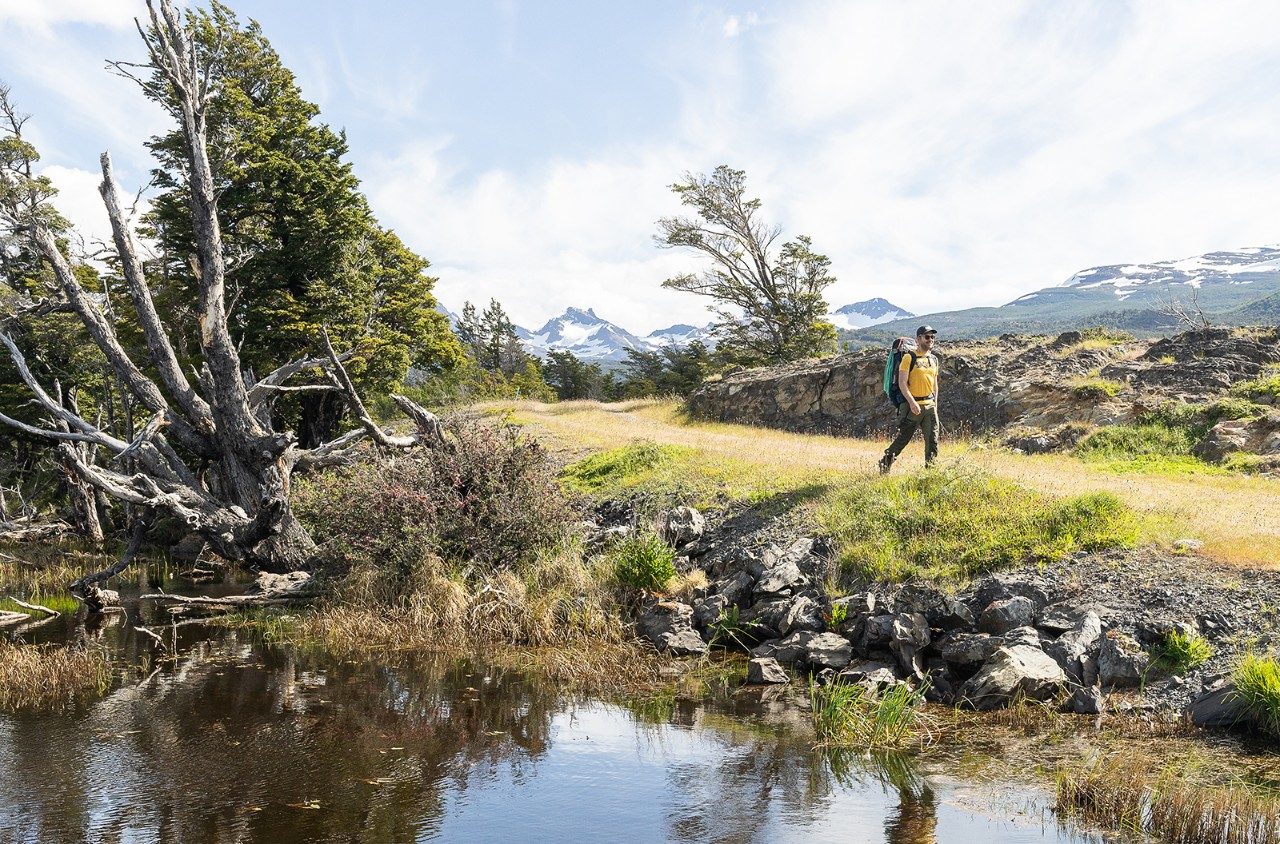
[{"x1": 0, "y1": 625, "x2": 1094, "y2": 844}]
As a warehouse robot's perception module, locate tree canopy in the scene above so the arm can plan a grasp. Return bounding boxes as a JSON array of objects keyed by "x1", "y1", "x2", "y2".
[{"x1": 656, "y1": 165, "x2": 837, "y2": 367}]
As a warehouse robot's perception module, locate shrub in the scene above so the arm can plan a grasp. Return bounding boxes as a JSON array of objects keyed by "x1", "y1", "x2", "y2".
[
  {"x1": 294, "y1": 418, "x2": 573, "y2": 582},
  {"x1": 1231, "y1": 654, "x2": 1280, "y2": 738},
  {"x1": 1151, "y1": 630, "x2": 1213, "y2": 672},
  {"x1": 610, "y1": 532, "x2": 676, "y2": 592},
  {"x1": 1075, "y1": 422, "x2": 1197, "y2": 460},
  {"x1": 817, "y1": 467, "x2": 1141, "y2": 583},
  {"x1": 1230, "y1": 369, "x2": 1280, "y2": 404},
  {"x1": 560, "y1": 442, "x2": 688, "y2": 493}
]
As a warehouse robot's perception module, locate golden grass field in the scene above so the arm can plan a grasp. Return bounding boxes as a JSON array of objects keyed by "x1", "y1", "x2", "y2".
[{"x1": 494, "y1": 398, "x2": 1280, "y2": 569}]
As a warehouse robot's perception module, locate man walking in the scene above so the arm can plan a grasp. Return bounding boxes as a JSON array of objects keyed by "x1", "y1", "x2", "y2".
[{"x1": 879, "y1": 326, "x2": 940, "y2": 473}]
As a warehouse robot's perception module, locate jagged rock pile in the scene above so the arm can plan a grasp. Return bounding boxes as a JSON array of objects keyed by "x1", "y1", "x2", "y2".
[{"x1": 613, "y1": 504, "x2": 1280, "y2": 722}]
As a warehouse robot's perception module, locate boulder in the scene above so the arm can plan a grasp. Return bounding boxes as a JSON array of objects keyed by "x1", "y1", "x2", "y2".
[
  {"x1": 1186, "y1": 681, "x2": 1245, "y2": 728},
  {"x1": 838, "y1": 659, "x2": 904, "y2": 692},
  {"x1": 751, "y1": 630, "x2": 817, "y2": 665},
  {"x1": 746, "y1": 657, "x2": 790, "y2": 685},
  {"x1": 660, "y1": 506, "x2": 705, "y2": 548},
  {"x1": 1046, "y1": 611, "x2": 1103, "y2": 672},
  {"x1": 1098, "y1": 631, "x2": 1149, "y2": 688},
  {"x1": 740, "y1": 597, "x2": 793, "y2": 639},
  {"x1": 692, "y1": 594, "x2": 731, "y2": 629},
  {"x1": 958, "y1": 644, "x2": 1067, "y2": 710},
  {"x1": 889, "y1": 612, "x2": 931, "y2": 679},
  {"x1": 806, "y1": 632, "x2": 854, "y2": 670},
  {"x1": 974, "y1": 575, "x2": 1051, "y2": 614},
  {"x1": 636, "y1": 600, "x2": 707, "y2": 656},
  {"x1": 862, "y1": 614, "x2": 896, "y2": 650},
  {"x1": 941, "y1": 633, "x2": 1001, "y2": 670},
  {"x1": 779, "y1": 595, "x2": 825, "y2": 637},
  {"x1": 1001, "y1": 626, "x2": 1042, "y2": 649},
  {"x1": 979, "y1": 596, "x2": 1036, "y2": 635},
  {"x1": 895, "y1": 583, "x2": 975, "y2": 631},
  {"x1": 754, "y1": 558, "x2": 807, "y2": 598},
  {"x1": 1037, "y1": 601, "x2": 1095, "y2": 634},
  {"x1": 711, "y1": 570, "x2": 756, "y2": 607}
]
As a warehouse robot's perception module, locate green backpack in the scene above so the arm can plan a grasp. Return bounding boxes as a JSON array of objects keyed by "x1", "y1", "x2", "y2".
[{"x1": 882, "y1": 337, "x2": 918, "y2": 407}]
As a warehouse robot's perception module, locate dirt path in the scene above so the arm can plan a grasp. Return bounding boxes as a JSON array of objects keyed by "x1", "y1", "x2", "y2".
[{"x1": 501, "y1": 399, "x2": 1280, "y2": 568}]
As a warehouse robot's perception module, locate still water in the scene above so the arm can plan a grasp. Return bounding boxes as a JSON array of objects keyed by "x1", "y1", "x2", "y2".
[{"x1": 0, "y1": 612, "x2": 1120, "y2": 843}]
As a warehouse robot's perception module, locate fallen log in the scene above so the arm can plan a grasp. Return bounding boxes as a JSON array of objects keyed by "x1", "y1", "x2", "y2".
[
  {"x1": 4, "y1": 595, "x2": 60, "y2": 617},
  {"x1": 0, "y1": 610, "x2": 28, "y2": 627},
  {"x1": 0, "y1": 519, "x2": 73, "y2": 541},
  {"x1": 138, "y1": 592, "x2": 311, "y2": 608}
]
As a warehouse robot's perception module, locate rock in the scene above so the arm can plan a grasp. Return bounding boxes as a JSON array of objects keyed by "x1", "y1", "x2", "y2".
[
  {"x1": 754, "y1": 558, "x2": 807, "y2": 597},
  {"x1": 660, "y1": 506, "x2": 705, "y2": 548},
  {"x1": 1173, "y1": 538, "x2": 1204, "y2": 553},
  {"x1": 838, "y1": 659, "x2": 904, "y2": 692},
  {"x1": 740, "y1": 597, "x2": 793, "y2": 638},
  {"x1": 925, "y1": 663, "x2": 956, "y2": 704},
  {"x1": 834, "y1": 592, "x2": 876, "y2": 616},
  {"x1": 941, "y1": 633, "x2": 1001, "y2": 670},
  {"x1": 692, "y1": 594, "x2": 730, "y2": 629},
  {"x1": 974, "y1": 575, "x2": 1051, "y2": 614},
  {"x1": 1046, "y1": 611, "x2": 1103, "y2": 672},
  {"x1": 895, "y1": 583, "x2": 975, "y2": 631},
  {"x1": 746, "y1": 657, "x2": 790, "y2": 685},
  {"x1": 711, "y1": 570, "x2": 755, "y2": 608},
  {"x1": 1098, "y1": 631, "x2": 1149, "y2": 688},
  {"x1": 636, "y1": 600, "x2": 707, "y2": 656},
  {"x1": 806, "y1": 632, "x2": 854, "y2": 670},
  {"x1": 751, "y1": 630, "x2": 817, "y2": 665},
  {"x1": 1068, "y1": 685, "x2": 1105, "y2": 715},
  {"x1": 779, "y1": 595, "x2": 825, "y2": 637},
  {"x1": 979, "y1": 596, "x2": 1036, "y2": 635},
  {"x1": 889, "y1": 612, "x2": 931, "y2": 679},
  {"x1": 251, "y1": 570, "x2": 319, "y2": 597},
  {"x1": 862, "y1": 614, "x2": 896, "y2": 650},
  {"x1": 1037, "y1": 601, "x2": 1093, "y2": 634},
  {"x1": 1002, "y1": 626, "x2": 1042, "y2": 649},
  {"x1": 958, "y1": 644, "x2": 1067, "y2": 710},
  {"x1": 1187, "y1": 682, "x2": 1245, "y2": 728}
]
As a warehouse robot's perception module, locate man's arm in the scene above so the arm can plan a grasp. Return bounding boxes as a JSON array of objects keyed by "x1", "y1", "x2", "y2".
[{"x1": 898, "y1": 365, "x2": 920, "y2": 416}]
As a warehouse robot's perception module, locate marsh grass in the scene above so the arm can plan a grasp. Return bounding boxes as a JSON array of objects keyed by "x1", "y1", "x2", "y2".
[
  {"x1": 0, "y1": 641, "x2": 112, "y2": 712},
  {"x1": 1151, "y1": 630, "x2": 1213, "y2": 672},
  {"x1": 609, "y1": 531, "x2": 677, "y2": 592},
  {"x1": 1057, "y1": 754, "x2": 1280, "y2": 844},
  {"x1": 810, "y1": 680, "x2": 931, "y2": 750},
  {"x1": 0, "y1": 592, "x2": 80, "y2": 616},
  {"x1": 817, "y1": 466, "x2": 1141, "y2": 583},
  {"x1": 1231, "y1": 654, "x2": 1280, "y2": 738}
]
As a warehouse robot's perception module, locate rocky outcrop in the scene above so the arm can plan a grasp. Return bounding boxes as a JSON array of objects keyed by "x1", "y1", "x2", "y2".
[{"x1": 685, "y1": 327, "x2": 1280, "y2": 465}]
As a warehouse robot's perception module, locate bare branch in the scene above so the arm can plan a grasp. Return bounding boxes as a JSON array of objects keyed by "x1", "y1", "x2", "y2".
[{"x1": 320, "y1": 327, "x2": 415, "y2": 449}]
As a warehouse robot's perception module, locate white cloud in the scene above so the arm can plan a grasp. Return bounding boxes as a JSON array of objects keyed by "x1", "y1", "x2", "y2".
[{"x1": 0, "y1": 0, "x2": 138, "y2": 30}]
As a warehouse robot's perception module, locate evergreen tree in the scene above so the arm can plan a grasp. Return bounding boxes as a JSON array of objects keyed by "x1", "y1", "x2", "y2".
[{"x1": 142, "y1": 3, "x2": 460, "y2": 444}]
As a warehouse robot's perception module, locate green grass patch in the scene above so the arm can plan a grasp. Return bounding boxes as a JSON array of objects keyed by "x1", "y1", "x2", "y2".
[
  {"x1": 609, "y1": 532, "x2": 677, "y2": 592},
  {"x1": 1232, "y1": 654, "x2": 1280, "y2": 738},
  {"x1": 817, "y1": 467, "x2": 1142, "y2": 583},
  {"x1": 560, "y1": 441, "x2": 821, "y2": 507},
  {"x1": 0, "y1": 592, "x2": 81, "y2": 616},
  {"x1": 1231, "y1": 369, "x2": 1280, "y2": 403},
  {"x1": 1075, "y1": 422, "x2": 1198, "y2": 461},
  {"x1": 1068, "y1": 376, "x2": 1125, "y2": 400},
  {"x1": 1151, "y1": 630, "x2": 1213, "y2": 672},
  {"x1": 810, "y1": 680, "x2": 930, "y2": 749}
]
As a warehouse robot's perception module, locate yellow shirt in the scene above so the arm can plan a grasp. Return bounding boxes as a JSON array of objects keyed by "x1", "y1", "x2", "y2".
[{"x1": 899, "y1": 352, "x2": 938, "y2": 407}]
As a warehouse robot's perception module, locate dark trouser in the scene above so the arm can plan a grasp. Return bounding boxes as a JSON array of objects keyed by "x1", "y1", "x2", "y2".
[{"x1": 884, "y1": 402, "x2": 939, "y2": 467}]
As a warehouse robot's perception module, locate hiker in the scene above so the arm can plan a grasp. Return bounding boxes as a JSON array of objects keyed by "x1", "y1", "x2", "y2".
[{"x1": 878, "y1": 326, "x2": 940, "y2": 473}]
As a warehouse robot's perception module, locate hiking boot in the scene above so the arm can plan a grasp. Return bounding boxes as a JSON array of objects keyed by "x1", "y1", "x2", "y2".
[{"x1": 878, "y1": 454, "x2": 892, "y2": 475}]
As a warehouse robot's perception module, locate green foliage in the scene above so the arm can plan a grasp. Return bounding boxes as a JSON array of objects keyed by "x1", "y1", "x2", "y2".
[
  {"x1": 0, "y1": 592, "x2": 80, "y2": 616},
  {"x1": 1070, "y1": 376, "x2": 1125, "y2": 400},
  {"x1": 609, "y1": 532, "x2": 676, "y2": 592},
  {"x1": 618, "y1": 341, "x2": 713, "y2": 398},
  {"x1": 292, "y1": 418, "x2": 572, "y2": 582},
  {"x1": 1204, "y1": 397, "x2": 1269, "y2": 422},
  {"x1": 1231, "y1": 369, "x2": 1280, "y2": 404},
  {"x1": 1151, "y1": 630, "x2": 1213, "y2": 672},
  {"x1": 544, "y1": 349, "x2": 616, "y2": 401},
  {"x1": 817, "y1": 467, "x2": 1141, "y2": 583},
  {"x1": 142, "y1": 4, "x2": 461, "y2": 443},
  {"x1": 810, "y1": 680, "x2": 928, "y2": 749},
  {"x1": 1079, "y1": 327, "x2": 1134, "y2": 344},
  {"x1": 657, "y1": 165, "x2": 837, "y2": 367},
  {"x1": 826, "y1": 602, "x2": 849, "y2": 631},
  {"x1": 1075, "y1": 422, "x2": 1198, "y2": 461},
  {"x1": 560, "y1": 443, "x2": 689, "y2": 493},
  {"x1": 1231, "y1": 654, "x2": 1280, "y2": 737},
  {"x1": 706, "y1": 605, "x2": 762, "y2": 650}
]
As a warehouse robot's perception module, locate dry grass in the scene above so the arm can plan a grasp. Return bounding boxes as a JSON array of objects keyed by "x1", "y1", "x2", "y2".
[
  {"x1": 0, "y1": 640, "x2": 112, "y2": 712},
  {"x1": 497, "y1": 399, "x2": 1280, "y2": 568},
  {"x1": 1057, "y1": 754, "x2": 1280, "y2": 844}
]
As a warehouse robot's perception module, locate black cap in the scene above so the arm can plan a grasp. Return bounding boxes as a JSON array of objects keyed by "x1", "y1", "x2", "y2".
[{"x1": 916, "y1": 325, "x2": 937, "y2": 337}]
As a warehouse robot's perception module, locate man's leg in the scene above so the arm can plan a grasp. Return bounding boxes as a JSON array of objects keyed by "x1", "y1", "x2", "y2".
[
  {"x1": 922, "y1": 405, "x2": 939, "y2": 466},
  {"x1": 881, "y1": 404, "x2": 920, "y2": 472}
]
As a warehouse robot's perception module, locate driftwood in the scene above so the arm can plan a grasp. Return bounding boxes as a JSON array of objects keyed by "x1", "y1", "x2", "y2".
[
  {"x1": 0, "y1": 611, "x2": 28, "y2": 628},
  {"x1": 0, "y1": 518, "x2": 73, "y2": 542},
  {"x1": 138, "y1": 592, "x2": 310, "y2": 608},
  {"x1": 3, "y1": 595, "x2": 60, "y2": 617}
]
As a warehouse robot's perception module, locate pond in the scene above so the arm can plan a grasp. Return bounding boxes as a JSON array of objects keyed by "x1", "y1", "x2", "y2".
[{"x1": 0, "y1": 601, "x2": 1129, "y2": 843}]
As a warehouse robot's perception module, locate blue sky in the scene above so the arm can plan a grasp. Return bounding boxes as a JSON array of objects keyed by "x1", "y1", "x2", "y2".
[{"x1": 3, "y1": 1, "x2": 1280, "y2": 332}]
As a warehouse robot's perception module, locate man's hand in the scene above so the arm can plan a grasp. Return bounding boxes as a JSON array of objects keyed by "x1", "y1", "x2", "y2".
[{"x1": 908, "y1": 400, "x2": 921, "y2": 416}]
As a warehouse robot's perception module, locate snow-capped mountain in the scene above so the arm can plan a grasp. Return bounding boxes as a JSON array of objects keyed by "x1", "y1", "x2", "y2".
[
  {"x1": 515, "y1": 307, "x2": 656, "y2": 363},
  {"x1": 828, "y1": 298, "x2": 915, "y2": 330},
  {"x1": 642, "y1": 323, "x2": 716, "y2": 348},
  {"x1": 1039, "y1": 246, "x2": 1280, "y2": 302}
]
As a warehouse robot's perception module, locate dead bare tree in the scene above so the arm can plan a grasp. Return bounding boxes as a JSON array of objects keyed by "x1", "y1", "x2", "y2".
[
  {"x1": 0, "y1": 0, "x2": 440, "y2": 573},
  {"x1": 1156, "y1": 286, "x2": 1213, "y2": 331}
]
